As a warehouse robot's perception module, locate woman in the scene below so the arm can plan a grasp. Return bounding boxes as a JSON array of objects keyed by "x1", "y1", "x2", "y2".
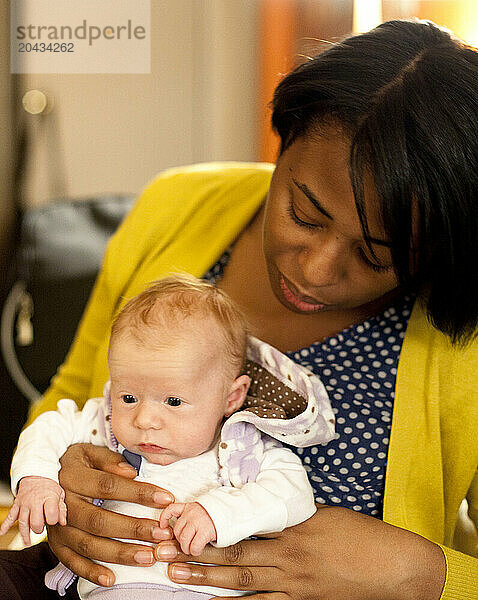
[{"x1": 2, "y1": 19, "x2": 477, "y2": 600}]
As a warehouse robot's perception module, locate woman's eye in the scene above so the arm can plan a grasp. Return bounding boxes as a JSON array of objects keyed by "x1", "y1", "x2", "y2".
[
  {"x1": 165, "y1": 397, "x2": 182, "y2": 407},
  {"x1": 287, "y1": 199, "x2": 317, "y2": 229},
  {"x1": 358, "y1": 248, "x2": 393, "y2": 273},
  {"x1": 121, "y1": 394, "x2": 137, "y2": 404}
]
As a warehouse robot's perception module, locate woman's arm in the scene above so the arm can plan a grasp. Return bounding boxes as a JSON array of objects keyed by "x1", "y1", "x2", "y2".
[{"x1": 155, "y1": 506, "x2": 450, "y2": 600}]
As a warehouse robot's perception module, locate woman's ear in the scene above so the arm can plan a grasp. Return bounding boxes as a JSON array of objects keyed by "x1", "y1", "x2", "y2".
[{"x1": 224, "y1": 374, "x2": 251, "y2": 417}]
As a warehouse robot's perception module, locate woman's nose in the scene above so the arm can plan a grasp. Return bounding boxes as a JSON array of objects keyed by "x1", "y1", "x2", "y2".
[
  {"x1": 299, "y1": 235, "x2": 347, "y2": 288},
  {"x1": 133, "y1": 403, "x2": 162, "y2": 430}
]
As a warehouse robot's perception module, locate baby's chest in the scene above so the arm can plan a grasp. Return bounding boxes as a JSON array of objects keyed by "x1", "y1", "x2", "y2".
[
  {"x1": 141, "y1": 459, "x2": 222, "y2": 502},
  {"x1": 103, "y1": 473, "x2": 220, "y2": 519},
  {"x1": 103, "y1": 460, "x2": 221, "y2": 520}
]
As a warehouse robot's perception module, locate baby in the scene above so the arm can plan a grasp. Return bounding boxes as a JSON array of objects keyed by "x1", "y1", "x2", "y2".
[{"x1": 2, "y1": 274, "x2": 335, "y2": 599}]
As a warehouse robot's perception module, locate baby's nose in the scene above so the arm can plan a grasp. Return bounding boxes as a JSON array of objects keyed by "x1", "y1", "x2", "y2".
[{"x1": 134, "y1": 404, "x2": 162, "y2": 429}]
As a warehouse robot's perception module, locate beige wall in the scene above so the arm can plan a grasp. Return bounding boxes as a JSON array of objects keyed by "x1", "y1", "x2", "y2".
[
  {"x1": 15, "y1": 0, "x2": 259, "y2": 206},
  {"x1": 0, "y1": 0, "x2": 15, "y2": 273}
]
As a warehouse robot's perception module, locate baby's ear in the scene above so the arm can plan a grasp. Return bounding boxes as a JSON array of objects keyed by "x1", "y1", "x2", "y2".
[{"x1": 224, "y1": 374, "x2": 251, "y2": 417}]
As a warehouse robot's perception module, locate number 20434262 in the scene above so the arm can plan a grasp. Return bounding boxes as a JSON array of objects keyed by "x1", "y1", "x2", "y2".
[{"x1": 18, "y1": 42, "x2": 74, "y2": 52}]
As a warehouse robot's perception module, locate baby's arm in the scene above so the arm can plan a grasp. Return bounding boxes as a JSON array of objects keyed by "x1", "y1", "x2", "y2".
[
  {"x1": 0, "y1": 476, "x2": 66, "y2": 546},
  {"x1": 159, "y1": 502, "x2": 217, "y2": 556},
  {"x1": 3, "y1": 397, "x2": 107, "y2": 544},
  {"x1": 159, "y1": 441, "x2": 314, "y2": 554},
  {"x1": 10, "y1": 397, "x2": 108, "y2": 495},
  {"x1": 194, "y1": 439, "x2": 316, "y2": 548}
]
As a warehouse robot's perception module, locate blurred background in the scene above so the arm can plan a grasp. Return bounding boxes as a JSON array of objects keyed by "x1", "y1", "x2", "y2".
[{"x1": 1, "y1": 0, "x2": 477, "y2": 491}]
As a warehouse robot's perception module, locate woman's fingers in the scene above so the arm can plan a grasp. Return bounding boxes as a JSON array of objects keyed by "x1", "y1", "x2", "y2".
[
  {"x1": 155, "y1": 537, "x2": 277, "y2": 566},
  {"x1": 64, "y1": 492, "x2": 171, "y2": 543},
  {"x1": 215, "y1": 595, "x2": 288, "y2": 600},
  {"x1": 47, "y1": 522, "x2": 159, "y2": 586},
  {"x1": 156, "y1": 538, "x2": 285, "y2": 591},
  {"x1": 51, "y1": 524, "x2": 156, "y2": 565},
  {"x1": 167, "y1": 562, "x2": 282, "y2": 592},
  {"x1": 59, "y1": 448, "x2": 174, "y2": 507},
  {"x1": 47, "y1": 524, "x2": 116, "y2": 587},
  {"x1": 158, "y1": 507, "x2": 447, "y2": 600},
  {"x1": 76, "y1": 444, "x2": 139, "y2": 477}
]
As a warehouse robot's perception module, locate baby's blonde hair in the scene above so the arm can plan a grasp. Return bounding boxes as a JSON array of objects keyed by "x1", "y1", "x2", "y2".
[{"x1": 110, "y1": 273, "x2": 248, "y2": 377}]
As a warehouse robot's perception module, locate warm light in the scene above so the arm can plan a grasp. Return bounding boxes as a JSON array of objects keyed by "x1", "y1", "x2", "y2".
[
  {"x1": 415, "y1": 1, "x2": 478, "y2": 47},
  {"x1": 353, "y1": 0, "x2": 383, "y2": 33},
  {"x1": 460, "y1": 28, "x2": 478, "y2": 48},
  {"x1": 449, "y1": 5, "x2": 478, "y2": 47}
]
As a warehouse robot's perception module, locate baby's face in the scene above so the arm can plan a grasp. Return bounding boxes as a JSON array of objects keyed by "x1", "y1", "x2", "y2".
[{"x1": 108, "y1": 321, "x2": 239, "y2": 465}]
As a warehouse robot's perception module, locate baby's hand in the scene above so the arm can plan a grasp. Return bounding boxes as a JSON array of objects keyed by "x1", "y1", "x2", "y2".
[
  {"x1": 0, "y1": 476, "x2": 67, "y2": 546},
  {"x1": 159, "y1": 501, "x2": 216, "y2": 556}
]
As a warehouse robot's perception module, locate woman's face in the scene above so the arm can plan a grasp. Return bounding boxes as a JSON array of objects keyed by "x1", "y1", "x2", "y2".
[{"x1": 263, "y1": 126, "x2": 400, "y2": 314}]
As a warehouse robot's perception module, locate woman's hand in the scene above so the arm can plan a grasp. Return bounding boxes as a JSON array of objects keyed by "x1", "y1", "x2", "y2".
[
  {"x1": 154, "y1": 506, "x2": 446, "y2": 600},
  {"x1": 47, "y1": 443, "x2": 174, "y2": 587}
]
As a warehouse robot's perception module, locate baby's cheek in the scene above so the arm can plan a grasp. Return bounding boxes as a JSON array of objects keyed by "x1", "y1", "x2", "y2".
[
  {"x1": 110, "y1": 416, "x2": 129, "y2": 447},
  {"x1": 185, "y1": 426, "x2": 218, "y2": 456}
]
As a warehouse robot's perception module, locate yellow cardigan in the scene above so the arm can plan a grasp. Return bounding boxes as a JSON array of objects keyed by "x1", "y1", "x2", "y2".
[{"x1": 29, "y1": 163, "x2": 478, "y2": 599}]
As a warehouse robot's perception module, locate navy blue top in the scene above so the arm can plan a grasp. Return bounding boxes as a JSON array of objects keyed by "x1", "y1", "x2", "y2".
[{"x1": 204, "y1": 251, "x2": 413, "y2": 518}]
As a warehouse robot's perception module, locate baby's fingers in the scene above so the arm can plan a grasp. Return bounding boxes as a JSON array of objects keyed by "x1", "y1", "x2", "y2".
[
  {"x1": 189, "y1": 532, "x2": 208, "y2": 557},
  {"x1": 160, "y1": 503, "x2": 185, "y2": 529},
  {"x1": 178, "y1": 523, "x2": 197, "y2": 555},
  {"x1": 58, "y1": 497, "x2": 68, "y2": 526},
  {"x1": 159, "y1": 508, "x2": 171, "y2": 529},
  {"x1": 18, "y1": 504, "x2": 32, "y2": 546},
  {"x1": 44, "y1": 496, "x2": 62, "y2": 526},
  {"x1": 29, "y1": 501, "x2": 47, "y2": 534},
  {"x1": 0, "y1": 503, "x2": 20, "y2": 535}
]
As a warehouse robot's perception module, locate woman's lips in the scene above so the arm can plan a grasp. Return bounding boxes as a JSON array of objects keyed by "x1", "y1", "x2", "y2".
[
  {"x1": 138, "y1": 443, "x2": 166, "y2": 454},
  {"x1": 279, "y1": 276, "x2": 327, "y2": 313}
]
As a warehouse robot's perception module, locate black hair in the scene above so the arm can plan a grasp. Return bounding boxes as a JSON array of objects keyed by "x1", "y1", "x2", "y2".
[{"x1": 271, "y1": 19, "x2": 478, "y2": 345}]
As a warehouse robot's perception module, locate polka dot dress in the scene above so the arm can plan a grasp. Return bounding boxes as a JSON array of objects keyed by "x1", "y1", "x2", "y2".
[
  {"x1": 203, "y1": 249, "x2": 231, "y2": 285},
  {"x1": 203, "y1": 253, "x2": 413, "y2": 518},
  {"x1": 285, "y1": 296, "x2": 412, "y2": 517}
]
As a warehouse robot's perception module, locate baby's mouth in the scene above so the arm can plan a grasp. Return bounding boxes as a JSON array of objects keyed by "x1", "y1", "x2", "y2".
[{"x1": 138, "y1": 443, "x2": 166, "y2": 453}]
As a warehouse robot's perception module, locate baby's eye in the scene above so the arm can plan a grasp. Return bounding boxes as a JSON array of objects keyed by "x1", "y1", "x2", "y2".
[
  {"x1": 121, "y1": 394, "x2": 137, "y2": 404},
  {"x1": 165, "y1": 397, "x2": 182, "y2": 407}
]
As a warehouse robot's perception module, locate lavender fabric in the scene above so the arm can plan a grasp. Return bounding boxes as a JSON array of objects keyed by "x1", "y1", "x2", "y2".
[
  {"x1": 217, "y1": 421, "x2": 264, "y2": 487},
  {"x1": 88, "y1": 583, "x2": 214, "y2": 599},
  {"x1": 44, "y1": 562, "x2": 78, "y2": 597}
]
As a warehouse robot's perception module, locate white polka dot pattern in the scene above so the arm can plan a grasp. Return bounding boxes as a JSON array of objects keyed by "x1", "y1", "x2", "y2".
[{"x1": 287, "y1": 297, "x2": 412, "y2": 517}]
